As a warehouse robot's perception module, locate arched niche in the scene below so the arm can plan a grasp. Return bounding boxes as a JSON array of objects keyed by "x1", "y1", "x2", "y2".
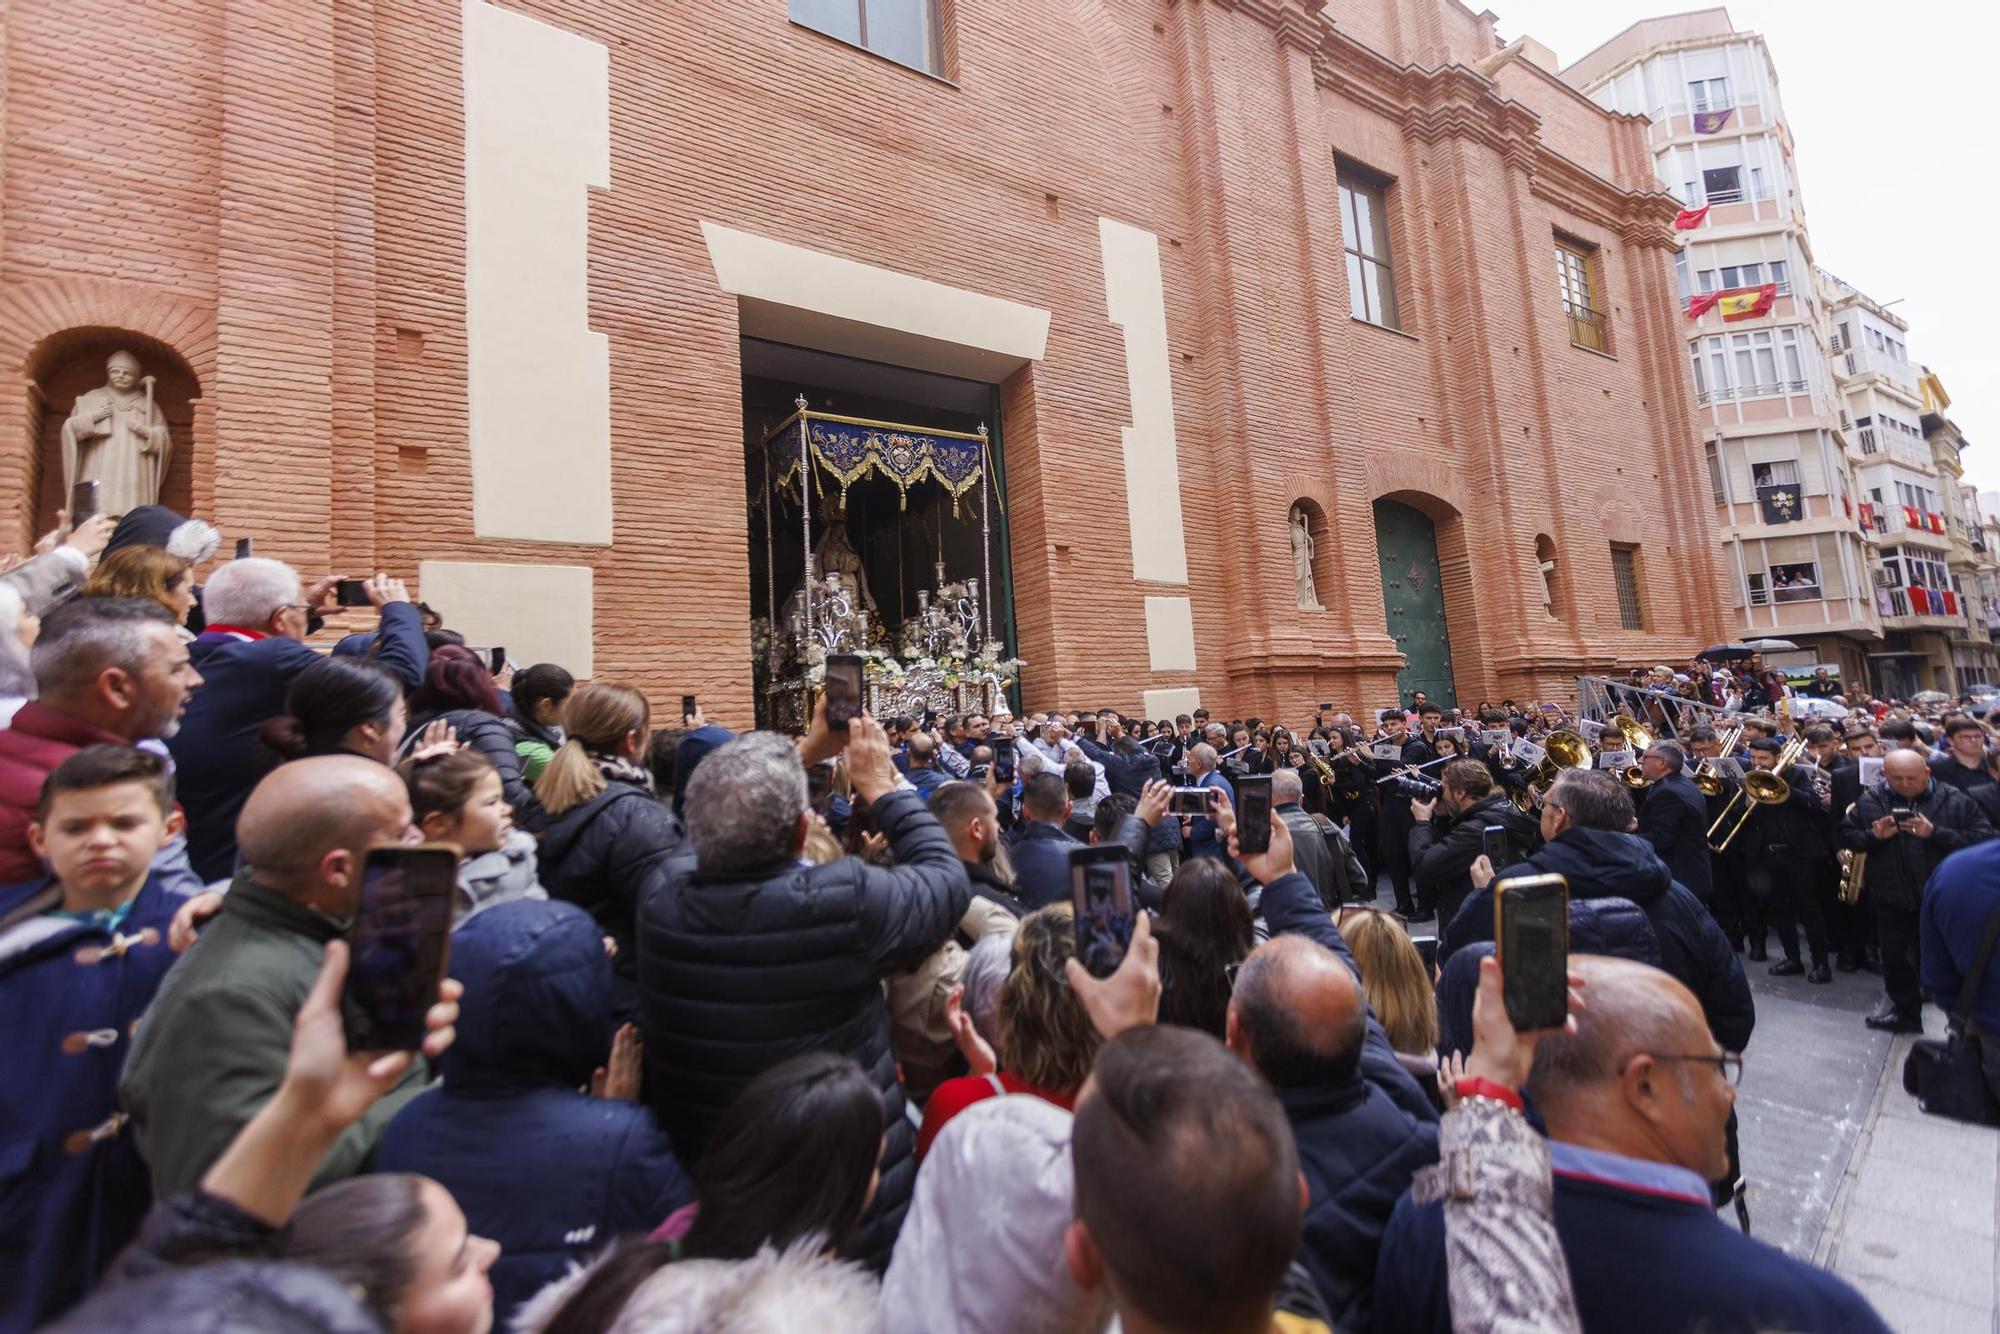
[
  {"x1": 1288, "y1": 497, "x2": 1336, "y2": 611},
  {"x1": 1535, "y1": 532, "x2": 1561, "y2": 618},
  {"x1": 27, "y1": 328, "x2": 201, "y2": 533}
]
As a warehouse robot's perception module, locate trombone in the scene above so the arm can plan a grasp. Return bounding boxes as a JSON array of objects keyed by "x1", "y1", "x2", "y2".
[
  {"x1": 1693, "y1": 724, "x2": 1746, "y2": 798},
  {"x1": 1707, "y1": 736, "x2": 1805, "y2": 853}
]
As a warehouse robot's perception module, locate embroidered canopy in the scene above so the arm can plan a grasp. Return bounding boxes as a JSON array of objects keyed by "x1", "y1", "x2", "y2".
[{"x1": 764, "y1": 409, "x2": 992, "y2": 515}]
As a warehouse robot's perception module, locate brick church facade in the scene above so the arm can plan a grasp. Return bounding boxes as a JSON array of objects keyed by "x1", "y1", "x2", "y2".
[{"x1": 0, "y1": 0, "x2": 1727, "y2": 723}]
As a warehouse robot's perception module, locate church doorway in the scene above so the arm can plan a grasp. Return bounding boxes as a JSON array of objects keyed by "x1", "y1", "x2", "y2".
[
  {"x1": 1373, "y1": 498, "x2": 1457, "y2": 711},
  {"x1": 742, "y1": 339, "x2": 1019, "y2": 730}
]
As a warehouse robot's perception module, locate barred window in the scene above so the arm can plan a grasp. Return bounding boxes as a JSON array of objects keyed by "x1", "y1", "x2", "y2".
[{"x1": 1611, "y1": 546, "x2": 1645, "y2": 629}]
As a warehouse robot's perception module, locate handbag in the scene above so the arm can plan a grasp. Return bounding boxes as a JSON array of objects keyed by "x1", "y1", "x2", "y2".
[{"x1": 1901, "y1": 899, "x2": 2000, "y2": 1126}]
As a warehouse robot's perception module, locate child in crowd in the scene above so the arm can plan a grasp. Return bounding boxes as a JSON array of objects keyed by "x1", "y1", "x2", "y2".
[
  {"x1": 0, "y1": 745, "x2": 193, "y2": 1329},
  {"x1": 400, "y1": 748, "x2": 547, "y2": 929}
]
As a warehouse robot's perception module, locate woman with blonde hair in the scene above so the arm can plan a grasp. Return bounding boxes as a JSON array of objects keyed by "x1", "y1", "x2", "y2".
[
  {"x1": 1337, "y1": 906, "x2": 1441, "y2": 1089},
  {"x1": 82, "y1": 544, "x2": 197, "y2": 635},
  {"x1": 534, "y1": 683, "x2": 681, "y2": 1019}
]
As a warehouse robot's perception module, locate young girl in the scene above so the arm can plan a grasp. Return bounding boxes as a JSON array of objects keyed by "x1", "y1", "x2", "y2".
[{"x1": 401, "y1": 749, "x2": 547, "y2": 928}]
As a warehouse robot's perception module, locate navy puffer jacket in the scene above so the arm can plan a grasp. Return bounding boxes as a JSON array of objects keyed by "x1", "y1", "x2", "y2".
[
  {"x1": 636, "y1": 786, "x2": 970, "y2": 1271},
  {"x1": 1442, "y1": 827, "x2": 1754, "y2": 1052},
  {"x1": 536, "y1": 778, "x2": 682, "y2": 1020},
  {"x1": 376, "y1": 900, "x2": 693, "y2": 1323}
]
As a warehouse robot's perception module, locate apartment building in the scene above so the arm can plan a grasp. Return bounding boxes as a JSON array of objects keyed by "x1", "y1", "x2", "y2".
[
  {"x1": 1564, "y1": 8, "x2": 1880, "y2": 690},
  {"x1": 1920, "y1": 372, "x2": 1999, "y2": 690}
]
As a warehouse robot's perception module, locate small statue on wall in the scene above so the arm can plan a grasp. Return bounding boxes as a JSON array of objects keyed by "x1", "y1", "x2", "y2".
[
  {"x1": 1539, "y1": 555, "x2": 1558, "y2": 616},
  {"x1": 60, "y1": 350, "x2": 171, "y2": 518},
  {"x1": 1291, "y1": 504, "x2": 1323, "y2": 610}
]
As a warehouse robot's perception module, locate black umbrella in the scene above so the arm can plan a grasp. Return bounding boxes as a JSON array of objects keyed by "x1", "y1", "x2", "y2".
[{"x1": 1696, "y1": 644, "x2": 1756, "y2": 661}]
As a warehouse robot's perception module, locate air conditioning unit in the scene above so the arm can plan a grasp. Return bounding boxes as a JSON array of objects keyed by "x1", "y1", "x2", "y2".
[{"x1": 1872, "y1": 567, "x2": 1895, "y2": 588}]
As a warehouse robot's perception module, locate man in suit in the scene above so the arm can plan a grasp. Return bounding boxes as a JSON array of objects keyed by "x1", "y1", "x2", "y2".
[
  {"x1": 1635, "y1": 741, "x2": 1711, "y2": 902},
  {"x1": 1185, "y1": 742, "x2": 1234, "y2": 860}
]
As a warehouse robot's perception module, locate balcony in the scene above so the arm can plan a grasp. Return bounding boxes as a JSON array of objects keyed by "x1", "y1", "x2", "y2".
[
  {"x1": 1695, "y1": 379, "x2": 1809, "y2": 407},
  {"x1": 1566, "y1": 305, "x2": 1609, "y2": 354},
  {"x1": 1835, "y1": 341, "x2": 1918, "y2": 390}
]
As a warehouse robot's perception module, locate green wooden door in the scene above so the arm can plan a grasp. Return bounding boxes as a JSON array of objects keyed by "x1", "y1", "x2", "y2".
[{"x1": 1374, "y1": 499, "x2": 1456, "y2": 710}]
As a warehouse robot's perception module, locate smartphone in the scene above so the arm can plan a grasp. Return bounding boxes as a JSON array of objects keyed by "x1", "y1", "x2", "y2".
[
  {"x1": 823, "y1": 653, "x2": 865, "y2": 731},
  {"x1": 923, "y1": 708, "x2": 939, "y2": 732},
  {"x1": 1889, "y1": 805, "x2": 1914, "y2": 823},
  {"x1": 341, "y1": 845, "x2": 458, "y2": 1052},
  {"x1": 1168, "y1": 785, "x2": 1215, "y2": 816},
  {"x1": 487, "y1": 646, "x2": 507, "y2": 675},
  {"x1": 993, "y1": 755, "x2": 1016, "y2": 786},
  {"x1": 1411, "y1": 934, "x2": 1440, "y2": 974},
  {"x1": 334, "y1": 578, "x2": 372, "y2": 608},
  {"x1": 681, "y1": 694, "x2": 698, "y2": 721},
  {"x1": 1069, "y1": 845, "x2": 1135, "y2": 979},
  {"x1": 1235, "y1": 774, "x2": 1274, "y2": 856},
  {"x1": 69, "y1": 480, "x2": 100, "y2": 524},
  {"x1": 1319, "y1": 701, "x2": 1335, "y2": 712},
  {"x1": 1493, "y1": 872, "x2": 1570, "y2": 1031},
  {"x1": 234, "y1": 537, "x2": 253, "y2": 560},
  {"x1": 1481, "y1": 823, "x2": 1518, "y2": 871}
]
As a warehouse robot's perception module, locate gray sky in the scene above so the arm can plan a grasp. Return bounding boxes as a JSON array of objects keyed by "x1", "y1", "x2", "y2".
[{"x1": 1492, "y1": 1, "x2": 2000, "y2": 495}]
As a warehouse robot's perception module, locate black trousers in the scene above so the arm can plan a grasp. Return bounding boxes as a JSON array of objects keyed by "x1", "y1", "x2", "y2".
[
  {"x1": 1745, "y1": 847, "x2": 1828, "y2": 965},
  {"x1": 1876, "y1": 902, "x2": 1922, "y2": 1018},
  {"x1": 1707, "y1": 852, "x2": 1750, "y2": 945},
  {"x1": 1382, "y1": 815, "x2": 1416, "y2": 914}
]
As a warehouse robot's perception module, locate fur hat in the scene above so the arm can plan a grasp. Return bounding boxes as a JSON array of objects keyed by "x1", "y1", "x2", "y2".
[
  {"x1": 103, "y1": 505, "x2": 221, "y2": 565},
  {"x1": 514, "y1": 1238, "x2": 881, "y2": 1334}
]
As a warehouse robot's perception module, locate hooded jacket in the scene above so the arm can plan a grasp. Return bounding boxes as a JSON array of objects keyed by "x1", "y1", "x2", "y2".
[
  {"x1": 636, "y1": 786, "x2": 971, "y2": 1271},
  {"x1": 452, "y1": 826, "x2": 546, "y2": 930},
  {"x1": 375, "y1": 900, "x2": 693, "y2": 1324},
  {"x1": 1407, "y1": 792, "x2": 1541, "y2": 927},
  {"x1": 536, "y1": 773, "x2": 683, "y2": 1020},
  {"x1": 1441, "y1": 827, "x2": 1754, "y2": 1052},
  {"x1": 1838, "y1": 779, "x2": 1993, "y2": 911}
]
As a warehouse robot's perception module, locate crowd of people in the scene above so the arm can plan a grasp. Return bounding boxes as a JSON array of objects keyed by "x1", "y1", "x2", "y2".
[{"x1": 4, "y1": 504, "x2": 1996, "y2": 1332}]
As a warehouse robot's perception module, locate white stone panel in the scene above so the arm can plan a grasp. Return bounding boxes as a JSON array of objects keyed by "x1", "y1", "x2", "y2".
[
  {"x1": 1143, "y1": 595, "x2": 1197, "y2": 673},
  {"x1": 1142, "y1": 686, "x2": 1203, "y2": 719},
  {"x1": 463, "y1": 0, "x2": 611, "y2": 544},
  {"x1": 1099, "y1": 217, "x2": 1191, "y2": 586},
  {"x1": 418, "y1": 560, "x2": 595, "y2": 678}
]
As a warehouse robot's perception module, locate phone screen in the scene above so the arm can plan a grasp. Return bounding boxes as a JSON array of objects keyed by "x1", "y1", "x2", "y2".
[
  {"x1": 234, "y1": 537, "x2": 253, "y2": 560},
  {"x1": 1481, "y1": 824, "x2": 1517, "y2": 871},
  {"x1": 681, "y1": 694, "x2": 697, "y2": 721},
  {"x1": 341, "y1": 846, "x2": 457, "y2": 1051},
  {"x1": 69, "y1": 480, "x2": 100, "y2": 524},
  {"x1": 334, "y1": 578, "x2": 372, "y2": 608},
  {"x1": 1168, "y1": 785, "x2": 1214, "y2": 816},
  {"x1": 824, "y1": 654, "x2": 865, "y2": 731},
  {"x1": 993, "y1": 755, "x2": 1015, "y2": 786},
  {"x1": 489, "y1": 647, "x2": 507, "y2": 675},
  {"x1": 1411, "y1": 934, "x2": 1440, "y2": 974},
  {"x1": 1494, "y1": 873, "x2": 1569, "y2": 1031},
  {"x1": 1070, "y1": 846, "x2": 1135, "y2": 979},
  {"x1": 1235, "y1": 775, "x2": 1273, "y2": 856}
]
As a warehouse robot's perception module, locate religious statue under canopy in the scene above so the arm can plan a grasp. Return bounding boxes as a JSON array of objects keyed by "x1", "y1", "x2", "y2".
[
  {"x1": 778, "y1": 511, "x2": 881, "y2": 647},
  {"x1": 61, "y1": 350, "x2": 171, "y2": 519}
]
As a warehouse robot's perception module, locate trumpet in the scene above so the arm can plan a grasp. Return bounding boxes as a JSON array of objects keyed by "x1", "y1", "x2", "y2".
[
  {"x1": 1707, "y1": 736, "x2": 1805, "y2": 853},
  {"x1": 1692, "y1": 724, "x2": 1746, "y2": 798}
]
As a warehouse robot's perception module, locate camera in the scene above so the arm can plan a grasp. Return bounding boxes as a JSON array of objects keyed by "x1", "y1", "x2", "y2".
[{"x1": 1391, "y1": 773, "x2": 1442, "y2": 800}]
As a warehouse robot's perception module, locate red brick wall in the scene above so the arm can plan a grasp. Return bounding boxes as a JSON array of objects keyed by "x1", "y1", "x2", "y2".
[{"x1": 0, "y1": 0, "x2": 1727, "y2": 726}]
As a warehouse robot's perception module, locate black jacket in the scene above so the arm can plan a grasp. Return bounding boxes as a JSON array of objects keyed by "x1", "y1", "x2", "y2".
[
  {"x1": 635, "y1": 787, "x2": 970, "y2": 1270},
  {"x1": 1407, "y1": 794, "x2": 1539, "y2": 927},
  {"x1": 1930, "y1": 752, "x2": 1996, "y2": 797},
  {"x1": 1737, "y1": 775, "x2": 1831, "y2": 863},
  {"x1": 407, "y1": 707, "x2": 543, "y2": 827},
  {"x1": 1635, "y1": 773, "x2": 1713, "y2": 900},
  {"x1": 1442, "y1": 827, "x2": 1754, "y2": 1052},
  {"x1": 535, "y1": 778, "x2": 682, "y2": 1018},
  {"x1": 1837, "y1": 780, "x2": 1994, "y2": 911},
  {"x1": 1011, "y1": 819, "x2": 1084, "y2": 910}
]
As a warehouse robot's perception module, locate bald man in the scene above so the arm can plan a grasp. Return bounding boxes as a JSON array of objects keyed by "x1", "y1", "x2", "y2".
[
  {"x1": 1377, "y1": 958, "x2": 1886, "y2": 1334},
  {"x1": 122, "y1": 757, "x2": 422, "y2": 1196},
  {"x1": 1227, "y1": 934, "x2": 1438, "y2": 1330},
  {"x1": 1840, "y1": 747, "x2": 1993, "y2": 1033}
]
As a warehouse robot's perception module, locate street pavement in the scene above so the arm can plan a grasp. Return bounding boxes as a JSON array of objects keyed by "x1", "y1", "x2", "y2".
[{"x1": 1738, "y1": 961, "x2": 2000, "y2": 1333}]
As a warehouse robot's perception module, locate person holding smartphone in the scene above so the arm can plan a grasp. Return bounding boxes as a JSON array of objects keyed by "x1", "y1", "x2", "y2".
[
  {"x1": 1407, "y1": 760, "x2": 1540, "y2": 931},
  {"x1": 122, "y1": 755, "x2": 439, "y2": 1200}
]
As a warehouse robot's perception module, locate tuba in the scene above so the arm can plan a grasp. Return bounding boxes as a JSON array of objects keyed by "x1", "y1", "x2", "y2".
[
  {"x1": 1619, "y1": 764, "x2": 1653, "y2": 789},
  {"x1": 1613, "y1": 715, "x2": 1655, "y2": 752},
  {"x1": 1837, "y1": 802, "x2": 1867, "y2": 903}
]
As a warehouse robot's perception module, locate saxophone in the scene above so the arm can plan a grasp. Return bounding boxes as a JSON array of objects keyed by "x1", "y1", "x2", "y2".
[{"x1": 1837, "y1": 801, "x2": 1865, "y2": 903}]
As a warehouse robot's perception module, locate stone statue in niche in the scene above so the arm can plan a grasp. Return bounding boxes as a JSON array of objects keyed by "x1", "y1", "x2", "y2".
[
  {"x1": 1291, "y1": 504, "x2": 1323, "y2": 610},
  {"x1": 61, "y1": 351, "x2": 171, "y2": 518},
  {"x1": 1539, "y1": 555, "x2": 1558, "y2": 615}
]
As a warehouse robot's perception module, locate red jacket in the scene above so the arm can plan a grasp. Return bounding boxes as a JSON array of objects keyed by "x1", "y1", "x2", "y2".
[{"x1": 0, "y1": 702, "x2": 129, "y2": 886}]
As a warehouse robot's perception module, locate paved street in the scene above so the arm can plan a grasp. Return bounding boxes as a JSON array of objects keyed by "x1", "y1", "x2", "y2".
[{"x1": 1737, "y1": 962, "x2": 2000, "y2": 1333}]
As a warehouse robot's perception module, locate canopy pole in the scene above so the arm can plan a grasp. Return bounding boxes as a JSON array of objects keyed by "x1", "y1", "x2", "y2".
[
  {"x1": 797, "y1": 395, "x2": 812, "y2": 644},
  {"x1": 979, "y1": 423, "x2": 992, "y2": 648},
  {"x1": 762, "y1": 431, "x2": 775, "y2": 669}
]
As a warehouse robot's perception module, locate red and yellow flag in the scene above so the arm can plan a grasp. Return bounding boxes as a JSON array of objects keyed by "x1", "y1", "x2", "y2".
[{"x1": 1717, "y1": 283, "x2": 1777, "y2": 322}]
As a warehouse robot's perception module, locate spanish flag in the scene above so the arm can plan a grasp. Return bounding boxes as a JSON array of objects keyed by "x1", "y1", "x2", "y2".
[{"x1": 1718, "y1": 283, "x2": 1778, "y2": 322}]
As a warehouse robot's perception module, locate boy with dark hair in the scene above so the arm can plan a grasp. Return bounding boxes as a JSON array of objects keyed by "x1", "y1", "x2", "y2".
[{"x1": 0, "y1": 745, "x2": 192, "y2": 1329}]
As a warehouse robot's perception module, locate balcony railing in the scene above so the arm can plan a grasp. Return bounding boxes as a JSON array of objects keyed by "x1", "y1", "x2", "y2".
[
  {"x1": 1694, "y1": 379, "x2": 1810, "y2": 407},
  {"x1": 1705, "y1": 187, "x2": 1744, "y2": 205},
  {"x1": 1567, "y1": 305, "x2": 1608, "y2": 353}
]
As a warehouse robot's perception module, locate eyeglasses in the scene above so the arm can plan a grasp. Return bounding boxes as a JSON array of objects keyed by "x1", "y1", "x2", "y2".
[
  {"x1": 1335, "y1": 904, "x2": 1409, "y2": 931},
  {"x1": 1648, "y1": 1051, "x2": 1744, "y2": 1086}
]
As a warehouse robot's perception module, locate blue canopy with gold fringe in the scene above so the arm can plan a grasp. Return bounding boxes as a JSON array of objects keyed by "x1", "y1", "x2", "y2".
[{"x1": 764, "y1": 409, "x2": 994, "y2": 515}]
